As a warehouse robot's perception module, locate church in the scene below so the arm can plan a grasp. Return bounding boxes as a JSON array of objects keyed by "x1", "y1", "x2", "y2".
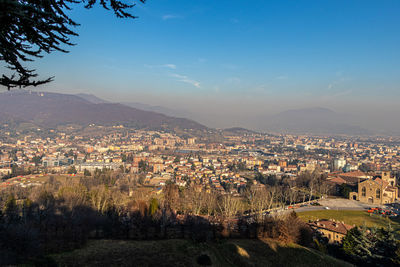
[{"x1": 349, "y1": 171, "x2": 398, "y2": 205}]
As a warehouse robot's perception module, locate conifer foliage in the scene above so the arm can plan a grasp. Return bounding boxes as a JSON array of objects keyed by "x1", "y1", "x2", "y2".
[
  {"x1": 0, "y1": 0, "x2": 145, "y2": 89},
  {"x1": 342, "y1": 224, "x2": 400, "y2": 266}
]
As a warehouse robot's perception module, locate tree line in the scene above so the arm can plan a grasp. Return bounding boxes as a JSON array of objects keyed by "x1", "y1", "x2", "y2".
[
  {"x1": 1, "y1": 168, "x2": 397, "y2": 265},
  {"x1": 0, "y1": 168, "x2": 314, "y2": 265}
]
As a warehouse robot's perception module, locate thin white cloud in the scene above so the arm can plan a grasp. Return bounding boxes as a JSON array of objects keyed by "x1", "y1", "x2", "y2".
[
  {"x1": 162, "y1": 14, "x2": 182, "y2": 20},
  {"x1": 145, "y1": 64, "x2": 176, "y2": 69},
  {"x1": 276, "y1": 75, "x2": 288, "y2": 80},
  {"x1": 170, "y1": 73, "x2": 201, "y2": 88},
  {"x1": 163, "y1": 64, "x2": 177, "y2": 69}
]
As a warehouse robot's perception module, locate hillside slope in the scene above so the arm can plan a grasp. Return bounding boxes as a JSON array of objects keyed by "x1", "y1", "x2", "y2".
[
  {"x1": 48, "y1": 239, "x2": 352, "y2": 267},
  {"x1": 0, "y1": 91, "x2": 206, "y2": 130}
]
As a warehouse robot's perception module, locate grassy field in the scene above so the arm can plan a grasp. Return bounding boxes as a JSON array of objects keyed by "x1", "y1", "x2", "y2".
[
  {"x1": 297, "y1": 210, "x2": 400, "y2": 232},
  {"x1": 47, "y1": 239, "x2": 351, "y2": 267}
]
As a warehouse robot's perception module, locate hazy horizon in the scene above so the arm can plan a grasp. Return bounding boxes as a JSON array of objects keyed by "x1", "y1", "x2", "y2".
[
  {"x1": 2, "y1": 89, "x2": 398, "y2": 135},
  {"x1": 7, "y1": 0, "x2": 399, "y2": 134}
]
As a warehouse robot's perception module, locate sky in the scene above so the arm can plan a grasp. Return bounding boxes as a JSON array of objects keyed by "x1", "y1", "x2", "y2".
[{"x1": 23, "y1": 0, "x2": 400, "y2": 132}]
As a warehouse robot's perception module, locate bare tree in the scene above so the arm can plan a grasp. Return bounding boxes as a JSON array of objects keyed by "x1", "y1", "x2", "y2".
[
  {"x1": 217, "y1": 194, "x2": 242, "y2": 218},
  {"x1": 187, "y1": 187, "x2": 208, "y2": 215},
  {"x1": 287, "y1": 186, "x2": 299, "y2": 206},
  {"x1": 89, "y1": 185, "x2": 111, "y2": 213},
  {"x1": 204, "y1": 191, "x2": 217, "y2": 216},
  {"x1": 267, "y1": 186, "x2": 278, "y2": 210},
  {"x1": 245, "y1": 186, "x2": 269, "y2": 222},
  {"x1": 162, "y1": 184, "x2": 179, "y2": 212},
  {"x1": 58, "y1": 185, "x2": 88, "y2": 213}
]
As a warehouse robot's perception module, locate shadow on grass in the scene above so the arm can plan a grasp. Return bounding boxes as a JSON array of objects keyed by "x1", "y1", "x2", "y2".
[
  {"x1": 48, "y1": 238, "x2": 351, "y2": 267},
  {"x1": 216, "y1": 238, "x2": 350, "y2": 267}
]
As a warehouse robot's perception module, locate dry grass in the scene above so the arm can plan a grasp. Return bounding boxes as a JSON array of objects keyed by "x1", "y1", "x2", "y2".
[
  {"x1": 297, "y1": 210, "x2": 400, "y2": 232},
  {"x1": 49, "y1": 238, "x2": 352, "y2": 267}
]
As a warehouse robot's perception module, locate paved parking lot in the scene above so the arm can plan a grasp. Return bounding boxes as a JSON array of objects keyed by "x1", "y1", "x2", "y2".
[{"x1": 296, "y1": 198, "x2": 381, "y2": 212}]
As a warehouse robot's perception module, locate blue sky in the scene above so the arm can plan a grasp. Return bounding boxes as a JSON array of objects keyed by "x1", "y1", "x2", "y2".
[{"x1": 33, "y1": 0, "x2": 400, "y2": 129}]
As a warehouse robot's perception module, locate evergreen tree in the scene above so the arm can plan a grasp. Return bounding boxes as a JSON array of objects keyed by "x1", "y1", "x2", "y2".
[
  {"x1": 374, "y1": 224, "x2": 398, "y2": 262},
  {"x1": 138, "y1": 160, "x2": 148, "y2": 173},
  {"x1": 343, "y1": 226, "x2": 373, "y2": 262},
  {"x1": 343, "y1": 224, "x2": 400, "y2": 266},
  {"x1": 0, "y1": 0, "x2": 145, "y2": 89},
  {"x1": 83, "y1": 169, "x2": 91, "y2": 176},
  {"x1": 67, "y1": 165, "x2": 77, "y2": 174},
  {"x1": 3, "y1": 195, "x2": 19, "y2": 223},
  {"x1": 149, "y1": 198, "x2": 158, "y2": 216},
  {"x1": 11, "y1": 164, "x2": 18, "y2": 175}
]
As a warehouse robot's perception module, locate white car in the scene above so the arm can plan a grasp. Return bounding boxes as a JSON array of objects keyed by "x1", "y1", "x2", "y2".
[{"x1": 324, "y1": 207, "x2": 330, "y2": 210}]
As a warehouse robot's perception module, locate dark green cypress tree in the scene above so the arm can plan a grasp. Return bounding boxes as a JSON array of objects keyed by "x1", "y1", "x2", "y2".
[
  {"x1": 3, "y1": 195, "x2": 19, "y2": 224},
  {"x1": 149, "y1": 198, "x2": 159, "y2": 216}
]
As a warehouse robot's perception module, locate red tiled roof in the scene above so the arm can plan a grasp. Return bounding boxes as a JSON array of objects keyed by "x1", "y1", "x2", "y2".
[
  {"x1": 308, "y1": 220, "x2": 353, "y2": 235},
  {"x1": 327, "y1": 176, "x2": 347, "y2": 185},
  {"x1": 339, "y1": 170, "x2": 366, "y2": 177}
]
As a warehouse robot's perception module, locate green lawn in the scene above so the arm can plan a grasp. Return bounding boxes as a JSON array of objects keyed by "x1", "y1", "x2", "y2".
[
  {"x1": 297, "y1": 210, "x2": 400, "y2": 232},
  {"x1": 45, "y1": 239, "x2": 351, "y2": 267}
]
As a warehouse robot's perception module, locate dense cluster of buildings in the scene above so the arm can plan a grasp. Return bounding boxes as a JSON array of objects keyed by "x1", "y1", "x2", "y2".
[{"x1": 0, "y1": 127, "x2": 399, "y2": 202}]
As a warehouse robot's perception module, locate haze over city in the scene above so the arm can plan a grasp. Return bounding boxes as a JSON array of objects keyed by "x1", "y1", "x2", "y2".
[{"x1": 27, "y1": 0, "x2": 400, "y2": 134}]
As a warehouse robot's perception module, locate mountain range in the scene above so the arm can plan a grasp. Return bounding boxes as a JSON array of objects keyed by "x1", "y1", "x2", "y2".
[
  {"x1": 75, "y1": 93, "x2": 192, "y2": 118},
  {"x1": 0, "y1": 91, "x2": 206, "y2": 130},
  {"x1": 0, "y1": 91, "x2": 374, "y2": 135},
  {"x1": 258, "y1": 107, "x2": 369, "y2": 135}
]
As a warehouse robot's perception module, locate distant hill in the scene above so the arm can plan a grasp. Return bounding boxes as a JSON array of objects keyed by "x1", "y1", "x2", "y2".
[
  {"x1": 75, "y1": 93, "x2": 109, "y2": 104},
  {"x1": 260, "y1": 107, "x2": 370, "y2": 135},
  {"x1": 223, "y1": 127, "x2": 259, "y2": 135},
  {"x1": 121, "y1": 101, "x2": 193, "y2": 119},
  {"x1": 73, "y1": 95, "x2": 195, "y2": 121},
  {"x1": 0, "y1": 91, "x2": 206, "y2": 130}
]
